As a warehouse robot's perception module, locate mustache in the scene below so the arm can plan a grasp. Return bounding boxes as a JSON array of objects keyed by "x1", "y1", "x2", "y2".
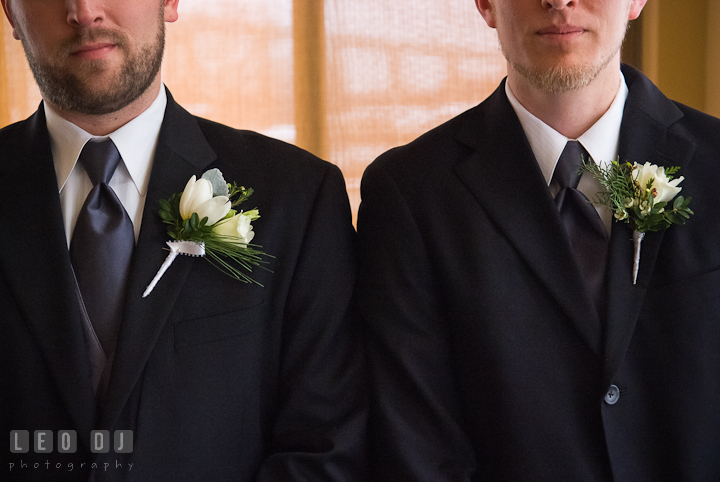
[{"x1": 58, "y1": 28, "x2": 129, "y2": 55}]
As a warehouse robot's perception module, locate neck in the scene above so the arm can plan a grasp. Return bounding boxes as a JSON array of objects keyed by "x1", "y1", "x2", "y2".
[
  {"x1": 507, "y1": 58, "x2": 622, "y2": 139},
  {"x1": 44, "y1": 79, "x2": 162, "y2": 137}
]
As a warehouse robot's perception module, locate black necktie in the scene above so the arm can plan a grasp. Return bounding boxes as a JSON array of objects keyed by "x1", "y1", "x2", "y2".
[
  {"x1": 70, "y1": 139, "x2": 134, "y2": 355},
  {"x1": 551, "y1": 141, "x2": 608, "y2": 316}
]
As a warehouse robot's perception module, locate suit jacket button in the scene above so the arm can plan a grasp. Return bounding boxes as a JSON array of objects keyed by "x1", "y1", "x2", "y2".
[{"x1": 604, "y1": 385, "x2": 620, "y2": 405}]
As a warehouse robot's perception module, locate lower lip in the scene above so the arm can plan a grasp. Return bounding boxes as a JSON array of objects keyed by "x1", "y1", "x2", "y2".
[
  {"x1": 539, "y1": 30, "x2": 584, "y2": 42},
  {"x1": 72, "y1": 45, "x2": 116, "y2": 60}
]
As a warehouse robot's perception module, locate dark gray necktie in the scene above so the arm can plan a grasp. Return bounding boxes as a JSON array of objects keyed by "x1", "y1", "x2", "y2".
[
  {"x1": 70, "y1": 139, "x2": 134, "y2": 355},
  {"x1": 551, "y1": 141, "x2": 608, "y2": 317}
]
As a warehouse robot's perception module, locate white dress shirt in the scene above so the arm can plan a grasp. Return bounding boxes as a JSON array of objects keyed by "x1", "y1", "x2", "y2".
[
  {"x1": 47, "y1": 87, "x2": 167, "y2": 246},
  {"x1": 505, "y1": 74, "x2": 629, "y2": 236}
]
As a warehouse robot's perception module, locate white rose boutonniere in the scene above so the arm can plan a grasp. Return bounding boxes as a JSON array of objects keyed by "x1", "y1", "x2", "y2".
[
  {"x1": 143, "y1": 169, "x2": 271, "y2": 297},
  {"x1": 633, "y1": 162, "x2": 684, "y2": 205},
  {"x1": 213, "y1": 209, "x2": 259, "y2": 246},
  {"x1": 581, "y1": 160, "x2": 693, "y2": 284}
]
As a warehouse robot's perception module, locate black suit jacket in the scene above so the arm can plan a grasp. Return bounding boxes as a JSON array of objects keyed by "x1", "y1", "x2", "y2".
[
  {"x1": 0, "y1": 91, "x2": 366, "y2": 481},
  {"x1": 357, "y1": 65, "x2": 720, "y2": 481}
]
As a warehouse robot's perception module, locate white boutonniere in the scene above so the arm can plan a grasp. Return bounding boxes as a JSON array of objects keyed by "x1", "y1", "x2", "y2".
[
  {"x1": 581, "y1": 160, "x2": 693, "y2": 284},
  {"x1": 143, "y1": 168, "x2": 271, "y2": 297}
]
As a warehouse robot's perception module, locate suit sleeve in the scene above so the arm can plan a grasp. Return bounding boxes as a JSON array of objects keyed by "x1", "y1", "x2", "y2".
[
  {"x1": 357, "y1": 161, "x2": 476, "y2": 481},
  {"x1": 256, "y1": 164, "x2": 368, "y2": 481}
]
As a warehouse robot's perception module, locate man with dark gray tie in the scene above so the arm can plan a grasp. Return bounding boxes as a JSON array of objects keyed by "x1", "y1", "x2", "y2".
[
  {"x1": 0, "y1": 0, "x2": 366, "y2": 480},
  {"x1": 358, "y1": 0, "x2": 720, "y2": 480}
]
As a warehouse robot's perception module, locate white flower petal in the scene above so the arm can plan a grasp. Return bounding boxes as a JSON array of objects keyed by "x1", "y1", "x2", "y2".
[
  {"x1": 180, "y1": 177, "x2": 215, "y2": 220},
  {"x1": 214, "y1": 215, "x2": 237, "y2": 237},
  {"x1": 633, "y1": 162, "x2": 683, "y2": 204},
  {"x1": 654, "y1": 184, "x2": 682, "y2": 203},
  {"x1": 195, "y1": 196, "x2": 230, "y2": 226},
  {"x1": 213, "y1": 212, "x2": 255, "y2": 245},
  {"x1": 178, "y1": 175, "x2": 197, "y2": 219},
  {"x1": 669, "y1": 176, "x2": 684, "y2": 187}
]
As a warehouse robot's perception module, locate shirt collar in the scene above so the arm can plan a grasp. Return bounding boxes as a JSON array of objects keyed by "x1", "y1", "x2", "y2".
[
  {"x1": 505, "y1": 73, "x2": 629, "y2": 185},
  {"x1": 46, "y1": 86, "x2": 168, "y2": 195}
]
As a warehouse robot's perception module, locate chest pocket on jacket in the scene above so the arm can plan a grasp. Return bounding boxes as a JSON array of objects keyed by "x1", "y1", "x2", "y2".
[{"x1": 174, "y1": 299, "x2": 265, "y2": 349}]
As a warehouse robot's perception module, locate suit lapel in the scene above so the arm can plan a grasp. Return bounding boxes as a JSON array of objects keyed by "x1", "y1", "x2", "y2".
[
  {"x1": 602, "y1": 66, "x2": 696, "y2": 384},
  {"x1": 453, "y1": 85, "x2": 603, "y2": 356},
  {"x1": 99, "y1": 92, "x2": 217, "y2": 430},
  {"x1": 0, "y1": 109, "x2": 97, "y2": 448}
]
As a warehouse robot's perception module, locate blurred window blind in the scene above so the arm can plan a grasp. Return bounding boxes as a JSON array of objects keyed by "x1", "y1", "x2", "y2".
[{"x1": 324, "y1": 0, "x2": 506, "y2": 218}]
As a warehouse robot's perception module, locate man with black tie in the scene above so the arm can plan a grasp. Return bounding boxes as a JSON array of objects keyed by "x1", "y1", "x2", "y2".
[
  {"x1": 0, "y1": 0, "x2": 365, "y2": 480},
  {"x1": 358, "y1": 0, "x2": 720, "y2": 480}
]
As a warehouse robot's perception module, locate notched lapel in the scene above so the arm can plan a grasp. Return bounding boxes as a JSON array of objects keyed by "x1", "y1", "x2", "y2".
[
  {"x1": 452, "y1": 88, "x2": 603, "y2": 356},
  {"x1": 100, "y1": 94, "x2": 218, "y2": 429},
  {"x1": 0, "y1": 109, "x2": 97, "y2": 448},
  {"x1": 603, "y1": 68, "x2": 696, "y2": 383}
]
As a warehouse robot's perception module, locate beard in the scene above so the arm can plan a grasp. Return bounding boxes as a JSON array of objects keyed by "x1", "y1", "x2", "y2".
[
  {"x1": 505, "y1": 50, "x2": 620, "y2": 95},
  {"x1": 500, "y1": 25, "x2": 628, "y2": 95},
  {"x1": 19, "y1": 12, "x2": 165, "y2": 115}
]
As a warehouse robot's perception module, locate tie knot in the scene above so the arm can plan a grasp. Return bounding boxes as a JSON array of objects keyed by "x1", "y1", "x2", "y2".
[
  {"x1": 552, "y1": 140, "x2": 589, "y2": 190},
  {"x1": 78, "y1": 139, "x2": 122, "y2": 186}
]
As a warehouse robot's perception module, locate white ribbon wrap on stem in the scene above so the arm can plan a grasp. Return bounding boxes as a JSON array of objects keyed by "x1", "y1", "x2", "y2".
[
  {"x1": 632, "y1": 231, "x2": 645, "y2": 285},
  {"x1": 143, "y1": 241, "x2": 205, "y2": 298}
]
